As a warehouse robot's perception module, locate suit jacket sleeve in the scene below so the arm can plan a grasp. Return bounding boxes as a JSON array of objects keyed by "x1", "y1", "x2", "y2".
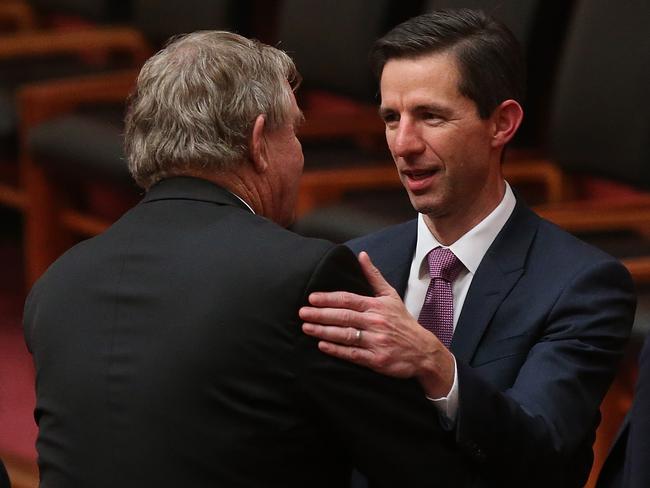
[
  {"x1": 294, "y1": 244, "x2": 466, "y2": 488},
  {"x1": 455, "y1": 258, "x2": 635, "y2": 486}
]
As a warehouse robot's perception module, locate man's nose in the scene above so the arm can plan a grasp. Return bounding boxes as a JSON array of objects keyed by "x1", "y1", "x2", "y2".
[{"x1": 391, "y1": 121, "x2": 425, "y2": 158}]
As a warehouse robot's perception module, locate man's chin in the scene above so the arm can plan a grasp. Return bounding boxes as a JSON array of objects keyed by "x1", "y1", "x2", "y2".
[
  {"x1": 413, "y1": 202, "x2": 453, "y2": 222},
  {"x1": 408, "y1": 196, "x2": 440, "y2": 217}
]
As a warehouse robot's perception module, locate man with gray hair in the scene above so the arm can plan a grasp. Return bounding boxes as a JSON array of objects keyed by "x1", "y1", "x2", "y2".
[{"x1": 24, "y1": 31, "x2": 463, "y2": 487}]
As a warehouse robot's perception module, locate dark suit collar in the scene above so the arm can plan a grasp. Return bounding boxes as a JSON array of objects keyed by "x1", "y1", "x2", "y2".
[
  {"x1": 450, "y1": 200, "x2": 540, "y2": 362},
  {"x1": 141, "y1": 176, "x2": 251, "y2": 212},
  {"x1": 381, "y1": 200, "x2": 538, "y2": 290}
]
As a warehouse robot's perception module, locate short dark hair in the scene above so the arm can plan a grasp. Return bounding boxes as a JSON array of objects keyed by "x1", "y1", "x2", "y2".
[{"x1": 370, "y1": 8, "x2": 525, "y2": 119}]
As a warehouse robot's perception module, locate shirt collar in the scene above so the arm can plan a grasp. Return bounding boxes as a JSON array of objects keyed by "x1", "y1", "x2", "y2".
[
  {"x1": 413, "y1": 182, "x2": 516, "y2": 278},
  {"x1": 229, "y1": 191, "x2": 255, "y2": 214}
]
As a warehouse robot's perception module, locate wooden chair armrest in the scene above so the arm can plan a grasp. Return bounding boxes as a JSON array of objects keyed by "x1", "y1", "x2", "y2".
[
  {"x1": 17, "y1": 68, "x2": 138, "y2": 130},
  {"x1": 622, "y1": 256, "x2": 650, "y2": 284},
  {"x1": 0, "y1": 180, "x2": 25, "y2": 208},
  {"x1": 534, "y1": 195, "x2": 650, "y2": 233},
  {"x1": 0, "y1": 449, "x2": 38, "y2": 488},
  {"x1": 18, "y1": 69, "x2": 139, "y2": 283},
  {"x1": 300, "y1": 163, "x2": 398, "y2": 189},
  {"x1": 0, "y1": 1, "x2": 36, "y2": 31},
  {"x1": 297, "y1": 163, "x2": 399, "y2": 216},
  {"x1": 535, "y1": 197, "x2": 650, "y2": 283},
  {"x1": 502, "y1": 157, "x2": 566, "y2": 203},
  {"x1": 299, "y1": 106, "x2": 384, "y2": 140},
  {"x1": 297, "y1": 157, "x2": 567, "y2": 216},
  {"x1": 0, "y1": 26, "x2": 151, "y2": 63}
]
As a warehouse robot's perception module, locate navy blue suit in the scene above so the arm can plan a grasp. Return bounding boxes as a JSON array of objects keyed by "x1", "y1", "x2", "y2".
[
  {"x1": 348, "y1": 200, "x2": 636, "y2": 487},
  {"x1": 598, "y1": 336, "x2": 650, "y2": 488}
]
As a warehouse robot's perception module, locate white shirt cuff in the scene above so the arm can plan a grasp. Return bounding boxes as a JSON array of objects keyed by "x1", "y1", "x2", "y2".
[{"x1": 426, "y1": 355, "x2": 459, "y2": 430}]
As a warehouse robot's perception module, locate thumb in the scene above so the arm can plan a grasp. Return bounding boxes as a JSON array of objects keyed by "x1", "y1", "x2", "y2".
[{"x1": 358, "y1": 251, "x2": 396, "y2": 297}]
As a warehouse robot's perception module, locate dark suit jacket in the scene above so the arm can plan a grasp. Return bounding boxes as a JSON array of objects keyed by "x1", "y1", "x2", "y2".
[
  {"x1": 597, "y1": 336, "x2": 650, "y2": 488},
  {"x1": 348, "y1": 200, "x2": 636, "y2": 488},
  {"x1": 24, "y1": 177, "x2": 465, "y2": 488}
]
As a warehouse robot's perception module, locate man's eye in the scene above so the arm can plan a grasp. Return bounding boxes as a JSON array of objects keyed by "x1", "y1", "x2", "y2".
[
  {"x1": 382, "y1": 113, "x2": 399, "y2": 124},
  {"x1": 423, "y1": 113, "x2": 445, "y2": 125}
]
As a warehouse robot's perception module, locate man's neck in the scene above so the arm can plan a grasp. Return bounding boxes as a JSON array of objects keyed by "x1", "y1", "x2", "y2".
[
  {"x1": 176, "y1": 167, "x2": 263, "y2": 216},
  {"x1": 423, "y1": 180, "x2": 506, "y2": 246}
]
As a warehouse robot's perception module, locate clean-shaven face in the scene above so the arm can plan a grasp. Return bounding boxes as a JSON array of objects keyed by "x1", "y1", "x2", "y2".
[{"x1": 379, "y1": 51, "x2": 500, "y2": 227}]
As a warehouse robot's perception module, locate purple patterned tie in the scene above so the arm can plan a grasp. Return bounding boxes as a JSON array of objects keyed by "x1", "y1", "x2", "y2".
[{"x1": 418, "y1": 247, "x2": 463, "y2": 347}]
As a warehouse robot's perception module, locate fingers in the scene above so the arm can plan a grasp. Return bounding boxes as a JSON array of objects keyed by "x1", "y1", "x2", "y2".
[
  {"x1": 299, "y1": 305, "x2": 366, "y2": 328},
  {"x1": 305, "y1": 252, "x2": 397, "y2": 311},
  {"x1": 353, "y1": 328, "x2": 363, "y2": 345},
  {"x1": 307, "y1": 290, "x2": 369, "y2": 311},
  {"x1": 358, "y1": 251, "x2": 396, "y2": 297},
  {"x1": 302, "y1": 323, "x2": 364, "y2": 346},
  {"x1": 317, "y1": 340, "x2": 374, "y2": 367}
]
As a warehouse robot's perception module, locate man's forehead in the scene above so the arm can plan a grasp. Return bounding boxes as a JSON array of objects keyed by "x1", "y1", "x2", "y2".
[
  {"x1": 381, "y1": 50, "x2": 460, "y2": 83},
  {"x1": 379, "y1": 53, "x2": 464, "y2": 105}
]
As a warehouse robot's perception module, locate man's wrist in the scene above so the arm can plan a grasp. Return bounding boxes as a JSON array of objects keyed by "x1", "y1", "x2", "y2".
[
  {"x1": 425, "y1": 354, "x2": 459, "y2": 428},
  {"x1": 417, "y1": 346, "x2": 456, "y2": 398}
]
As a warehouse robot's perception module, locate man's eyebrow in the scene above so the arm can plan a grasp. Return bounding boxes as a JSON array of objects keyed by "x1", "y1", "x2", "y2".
[
  {"x1": 414, "y1": 103, "x2": 451, "y2": 114},
  {"x1": 379, "y1": 103, "x2": 453, "y2": 117}
]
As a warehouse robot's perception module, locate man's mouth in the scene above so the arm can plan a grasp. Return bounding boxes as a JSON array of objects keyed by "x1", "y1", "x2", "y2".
[
  {"x1": 402, "y1": 168, "x2": 441, "y2": 191},
  {"x1": 407, "y1": 170, "x2": 436, "y2": 180}
]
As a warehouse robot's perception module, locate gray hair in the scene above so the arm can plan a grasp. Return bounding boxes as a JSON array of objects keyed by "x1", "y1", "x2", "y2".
[{"x1": 124, "y1": 31, "x2": 300, "y2": 189}]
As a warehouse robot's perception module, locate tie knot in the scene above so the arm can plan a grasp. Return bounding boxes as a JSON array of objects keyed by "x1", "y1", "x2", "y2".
[{"x1": 427, "y1": 247, "x2": 462, "y2": 282}]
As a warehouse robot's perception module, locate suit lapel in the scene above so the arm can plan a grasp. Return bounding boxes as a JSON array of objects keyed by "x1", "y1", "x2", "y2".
[
  {"x1": 383, "y1": 250, "x2": 415, "y2": 299},
  {"x1": 451, "y1": 202, "x2": 540, "y2": 363}
]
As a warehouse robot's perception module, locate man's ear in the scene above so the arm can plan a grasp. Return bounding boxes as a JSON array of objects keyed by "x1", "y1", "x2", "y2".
[
  {"x1": 250, "y1": 114, "x2": 268, "y2": 174},
  {"x1": 490, "y1": 99, "x2": 523, "y2": 148}
]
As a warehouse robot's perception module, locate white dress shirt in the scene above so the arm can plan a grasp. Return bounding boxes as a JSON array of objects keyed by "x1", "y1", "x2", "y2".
[{"x1": 404, "y1": 182, "x2": 516, "y2": 425}]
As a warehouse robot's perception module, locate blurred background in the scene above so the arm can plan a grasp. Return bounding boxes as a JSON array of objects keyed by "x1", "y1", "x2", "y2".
[{"x1": 0, "y1": 0, "x2": 648, "y2": 486}]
